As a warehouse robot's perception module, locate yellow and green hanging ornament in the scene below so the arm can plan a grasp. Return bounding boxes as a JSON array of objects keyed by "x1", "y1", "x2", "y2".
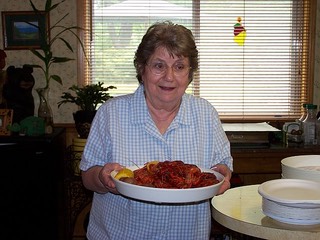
[{"x1": 234, "y1": 17, "x2": 246, "y2": 46}]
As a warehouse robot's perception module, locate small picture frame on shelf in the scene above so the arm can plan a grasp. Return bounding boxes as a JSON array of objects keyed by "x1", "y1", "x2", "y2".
[
  {"x1": 1, "y1": 11, "x2": 49, "y2": 50},
  {"x1": 0, "y1": 109, "x2": 13, "y2": 136}
]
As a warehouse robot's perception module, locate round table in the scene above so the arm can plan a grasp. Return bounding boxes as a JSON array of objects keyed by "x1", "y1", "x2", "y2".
[{"x1": 211, "y1": 185, "x2": 320, "y2": 240}]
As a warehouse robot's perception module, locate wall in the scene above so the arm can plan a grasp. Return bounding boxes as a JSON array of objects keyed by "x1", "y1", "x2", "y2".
[
  {"x1": 1, "y1": 0, "x2": 320, "y2": 124},
  {"x1": 0, "y1": 0, "x2": 78, "y2": 123}
]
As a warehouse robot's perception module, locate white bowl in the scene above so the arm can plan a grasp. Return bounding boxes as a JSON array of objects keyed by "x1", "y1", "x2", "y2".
[
  {"x1": 111, "y1": 165, "x2": 224, "y2": 203},
  {"x1": 281, "y1": 155, "x2": 320, "y2": 182}
]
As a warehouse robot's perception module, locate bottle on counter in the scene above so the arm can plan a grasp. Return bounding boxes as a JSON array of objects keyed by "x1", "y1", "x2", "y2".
[
  {"x1": 297, "y1": 103, "x2": 309, "y2": 124},
  {"x1": 302, "y1": 104, "x2": 317, "y2": 145},
  {"x1": 317, "y1": 114, "x2": 320, "y2": 145}
]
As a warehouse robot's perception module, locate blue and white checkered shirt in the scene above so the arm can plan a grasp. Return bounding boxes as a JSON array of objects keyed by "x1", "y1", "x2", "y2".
[{"x1": 80, "y1": 84, "x2": 233, "y2": 240}]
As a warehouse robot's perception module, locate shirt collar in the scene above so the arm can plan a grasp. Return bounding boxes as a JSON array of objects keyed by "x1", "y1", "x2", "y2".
[{"x1": 130, "y1": 85, "x2": 192, "y2": 126}]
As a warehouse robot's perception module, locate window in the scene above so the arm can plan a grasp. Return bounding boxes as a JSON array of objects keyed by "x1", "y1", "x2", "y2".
[{"x1": 79, "y1": 0, "x2": 316, "y2": 121}]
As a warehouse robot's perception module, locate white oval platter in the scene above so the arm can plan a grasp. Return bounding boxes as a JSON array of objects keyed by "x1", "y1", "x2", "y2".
[{"x1": 111, "y1": 165, "x2": 224, "y2": 203}]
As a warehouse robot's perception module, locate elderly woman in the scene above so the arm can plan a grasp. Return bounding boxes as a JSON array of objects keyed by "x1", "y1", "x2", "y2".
[{"x1": 80, "y1": 21, "x2": 233, "y2": 240}]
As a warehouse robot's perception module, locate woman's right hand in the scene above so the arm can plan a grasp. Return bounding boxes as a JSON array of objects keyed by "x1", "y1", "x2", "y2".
[
  {"x1": 98, "y1": 163, "x2": 123, "y2": 194},
  {"x1": 82, "y1": 163, "x2": 123, "y2": 194}
]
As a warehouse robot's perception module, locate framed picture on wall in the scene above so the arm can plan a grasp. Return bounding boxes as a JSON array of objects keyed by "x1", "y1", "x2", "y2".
[
  {"x1": 1, "y1": 11, "x2": 49, "y2": 50},
  {"x1": 0, "y1": 109, "x2": 13, "y2": 136}
]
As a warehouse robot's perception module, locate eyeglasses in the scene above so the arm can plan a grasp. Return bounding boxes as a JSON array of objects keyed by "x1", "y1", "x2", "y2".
[{"x1": 146, "y1": 61, "x2": 191, "y2": 77}]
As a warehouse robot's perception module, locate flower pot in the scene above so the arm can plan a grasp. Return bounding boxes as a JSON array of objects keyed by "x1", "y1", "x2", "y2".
[{"x1": 73, "y1": 110, "x2": 96, "y2": 139}]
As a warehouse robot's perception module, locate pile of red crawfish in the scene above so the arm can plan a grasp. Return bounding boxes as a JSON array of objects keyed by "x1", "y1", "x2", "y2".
[{"x1": 119, "y1": 160, "x2": 219, "y2": 189}]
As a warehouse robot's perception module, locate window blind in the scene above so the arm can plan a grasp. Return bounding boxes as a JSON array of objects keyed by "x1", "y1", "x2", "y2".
[{"x1": 80, "y1": 0, "x2": 316, "y2": 121}]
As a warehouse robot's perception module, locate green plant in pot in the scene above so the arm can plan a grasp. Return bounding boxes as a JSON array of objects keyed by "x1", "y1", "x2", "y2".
[
  {"x1": 26, "y1": 0, "x2": 87, "y2": 134},
  {"x1": 58, "y1": 82, "x2": 116, "y2": 138}
]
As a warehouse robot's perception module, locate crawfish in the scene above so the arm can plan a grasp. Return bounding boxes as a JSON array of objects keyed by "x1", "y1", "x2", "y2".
[{"x1": 128, "y1": 160, "x2": 219, "y2": 189}]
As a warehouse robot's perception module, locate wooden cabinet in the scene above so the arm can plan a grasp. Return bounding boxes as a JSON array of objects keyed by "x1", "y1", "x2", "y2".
[
  {"x1": 0, "y1": 128, "x2": 66, "y2": 240},
  {"x1": 231, "y1": 144, "x2": 320, "y2": 185}
]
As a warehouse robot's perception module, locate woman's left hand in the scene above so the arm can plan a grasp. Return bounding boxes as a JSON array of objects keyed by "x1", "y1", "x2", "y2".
[{"x1": 211, "y1": 164, "x2": 232, "y2": 195}]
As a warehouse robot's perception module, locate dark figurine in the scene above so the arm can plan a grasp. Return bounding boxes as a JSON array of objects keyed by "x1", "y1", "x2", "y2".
[{"x1": 2, "y1": 65, "x2": 35, "y2": 123}]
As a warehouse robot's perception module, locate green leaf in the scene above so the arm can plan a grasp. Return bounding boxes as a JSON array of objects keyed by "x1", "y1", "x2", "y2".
[
  {"x1": 29, "y1": 0, "x2": 39, "y2": 12},
  {"x1": 49, "y1": 1, "x2": 65, "y2": 12},
  {"x1": 28, "y1": 0, "x2": 88, "y2": 87},
  {"x1": 58, "y1": 82, "x2": 117, "y2": 111},
  {"x1": 45, "y1": 0, "x2": 52, "y2": 11},
  {"x1": 52, "y1": 57, "x2": 74, "y2": 63},
  {"x1": 51, "y1": 75, "x2": 63, "y2": 85},
  {"x1": 59, "y1": 37, "x2": 73, "y2": 52},
  {"x1": 30, "y1": 49, "x2": 46, "y2": 62}
]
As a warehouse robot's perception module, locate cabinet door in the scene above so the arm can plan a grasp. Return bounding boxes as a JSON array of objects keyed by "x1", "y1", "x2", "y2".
[{"x1": 1, "y1": 142, "x2": 59, "y2": 240}]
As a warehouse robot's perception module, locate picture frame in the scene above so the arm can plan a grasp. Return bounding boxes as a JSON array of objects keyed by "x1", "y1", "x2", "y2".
[
  {"x1": 0, "y1": 109, "x2": 13, "y2": 136},
  {"x1": 1, "y1": 11, "x2": 49, "y2": 50}
]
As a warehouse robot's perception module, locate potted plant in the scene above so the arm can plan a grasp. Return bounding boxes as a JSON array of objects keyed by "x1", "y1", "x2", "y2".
[
  {"x1": 58, "y1": 82, "x2": 116, "y2": 138},
  {"x1": 26, "y1": 0, "x2": 87, "y2": 133}
]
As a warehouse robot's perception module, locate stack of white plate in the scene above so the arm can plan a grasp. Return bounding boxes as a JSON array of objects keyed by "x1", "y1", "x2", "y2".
[
  {"x1": 258, "y1": 179, "x2": 320, "y2": 225},
  {"x1": 281, "y1": 155, "x2": 320, "y2": 182}
]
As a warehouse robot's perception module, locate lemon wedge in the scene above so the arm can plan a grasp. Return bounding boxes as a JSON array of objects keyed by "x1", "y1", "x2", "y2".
[
  {"x1": 146, "y1": 160, "x2": 160, "y2": 173},
  {"x1": 114, "y1": 168, "x2": 134, "y2": 180}
]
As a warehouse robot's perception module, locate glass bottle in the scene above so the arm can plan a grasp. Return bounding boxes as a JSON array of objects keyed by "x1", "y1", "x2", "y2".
[
  {"x1": 37, "y1": 87, "x2": 54, "y2": 134},
  {"x1": 317, "y1": 115, "x2": 320, "y2": 145},
  {"x1": 302, "y1": 104, "x2": 317, "y2": 145},
  {"x1": 297, "y1": 103, "x2": 308, "y2": 124}
]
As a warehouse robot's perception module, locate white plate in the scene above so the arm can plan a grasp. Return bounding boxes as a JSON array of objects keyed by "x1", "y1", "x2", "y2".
[
  {"x1": 258, "y1": 179, "x2": 320, "y2": 207},
  {"x1": 111, "y1": 165, "x2": 224, "y2": 203},
  {"x1": 263, "y1": 210, "x2": 320, "y2": 225},
  {"x1": 261, "y1": 197, "x2": 320, "y2": 225}
]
